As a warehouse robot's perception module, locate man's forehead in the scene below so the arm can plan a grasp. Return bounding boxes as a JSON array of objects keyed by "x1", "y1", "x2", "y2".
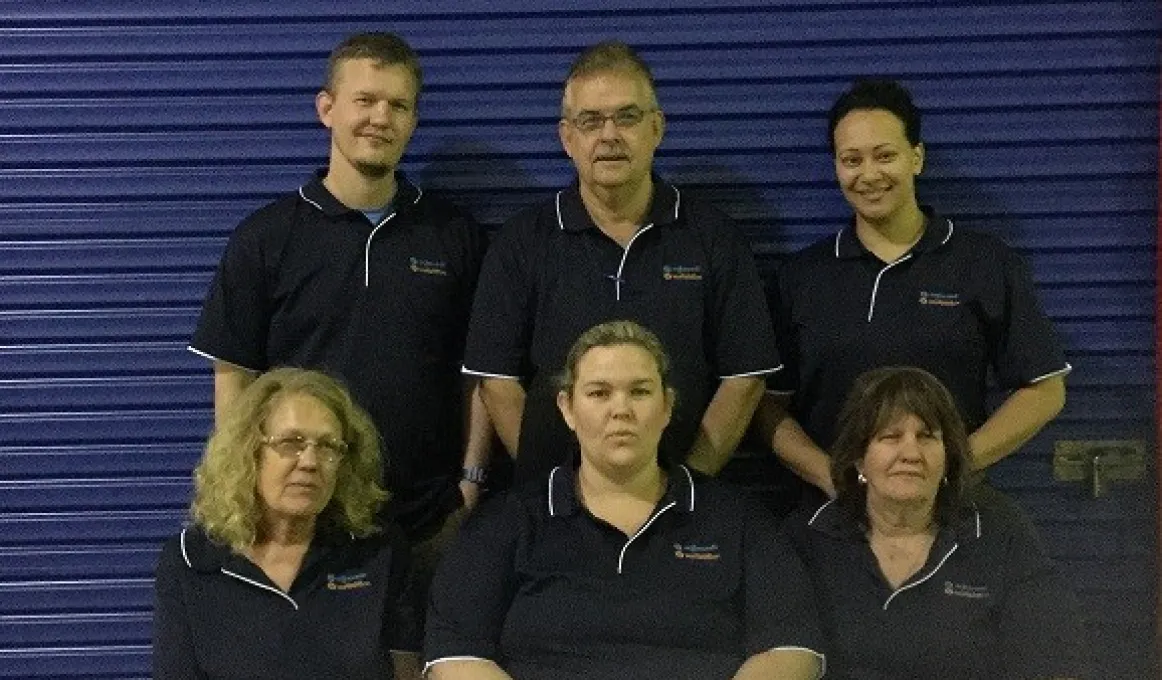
[
  {"x1": 333, "y1": 58, "x2": 417, "y2": 91},
  {"x1": 563, "y1": 69, "x2": 655, "y2": 110}
]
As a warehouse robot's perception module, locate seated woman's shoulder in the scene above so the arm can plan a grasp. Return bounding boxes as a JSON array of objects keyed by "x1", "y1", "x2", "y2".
[{"x1": 963, "y1": 484, "x2": 1040, "y2": 537}]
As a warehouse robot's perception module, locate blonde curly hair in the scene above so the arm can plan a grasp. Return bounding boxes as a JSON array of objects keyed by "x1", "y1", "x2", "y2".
[{"x1": 191, "y1": 367, "x2": 388, "y2": 552}]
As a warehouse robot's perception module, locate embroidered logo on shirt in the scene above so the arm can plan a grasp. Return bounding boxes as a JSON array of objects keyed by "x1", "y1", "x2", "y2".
[
  {"x1": 410, "y1": 257, "x2": 449, "y2": 276},
  {"x1": 662, "y1": 265, "x2": 703, "y2": 281},
  {"x1": 943, "y1": 581, "x2": 990, "y2": 599},
  {"x1": 673, "y1": 542, "x2": 720, "y2": 561},
  {"x1": 919, "y1": 290, "x2": 960, "y2": 307},
  {"x1": 326, "y1": 571, "x2": 372, "y2": 591}
]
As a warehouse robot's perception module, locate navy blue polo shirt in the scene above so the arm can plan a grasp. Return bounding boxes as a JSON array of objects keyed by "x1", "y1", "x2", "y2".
[
  {"x1": 463, "y1": 180, "x2": 780, "y2": 482},
  {"x1": 190, "y1": 173, "x2": 486, "y2": 538},
  {"x1": 424, "y1": 464, "x2": 825, "y2": 679},
  {"x1": 769, "y1": 208, "x2": 1070, "y2": 449},
  {"x1": 152, "y1": 525, "x2": 418, "y2": 680},
  {"x1": 782, "y1": 488, "x2": 1089, "y2": 679}
]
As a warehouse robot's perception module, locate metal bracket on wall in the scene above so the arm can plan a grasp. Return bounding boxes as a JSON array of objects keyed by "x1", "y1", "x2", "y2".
[{"x1": 1053, "y1": 440, "x2": 1147, "y2": 498}]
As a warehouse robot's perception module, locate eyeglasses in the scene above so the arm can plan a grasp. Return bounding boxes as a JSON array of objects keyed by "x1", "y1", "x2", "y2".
[
  {"x1": 262, "y1": 434, "x2": 348, "y2": 465},
  {"x1": 565, "y1": 106, "x2": 656, "y2": 133}
]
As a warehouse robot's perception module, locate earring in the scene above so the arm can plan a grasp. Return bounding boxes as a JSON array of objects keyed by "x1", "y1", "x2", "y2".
[
  {"x1": 941, "y1": 476, "x2": 949, "y2": 486},
  {"x1": 857, "y1": 472, "x2": 867, "y2": 484}
]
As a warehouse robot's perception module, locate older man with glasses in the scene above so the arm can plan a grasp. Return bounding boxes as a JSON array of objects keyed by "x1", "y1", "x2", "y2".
[{"x1": 463, "y1": 41, "x2": 779, "y2": 486}]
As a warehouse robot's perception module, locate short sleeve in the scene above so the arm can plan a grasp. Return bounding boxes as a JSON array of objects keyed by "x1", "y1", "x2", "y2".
[
  {"x1": 462, "y1": 218, "x2": 535, "y2": 380},
  {"x1": 765, "y1": 259, "x2": 800, "y2": 394},
  {"x1": 424, "y1": 495, "x2": 522, "y2": 665},
  {"x1": 189, "y1": 214, "x2": 274, "y2": 370},
  {"x1": 742, "y1": 502, "x2": 825, "y2": 659},
  {"x1": 703, "y1": 207, "x2": 781, "y2": 379},
  {"x1": 993, "y1": 508, "x2": 1091, "y2": 677},
  {"x1": 152, "y1": 535, "x2": 207, "y2": 680},
  {"x1": 382, "y1": 525, "x2": 422, "y2": 654},
  {"x1": 989, "y1": 246, "x2": 1070, "y2": 388}
]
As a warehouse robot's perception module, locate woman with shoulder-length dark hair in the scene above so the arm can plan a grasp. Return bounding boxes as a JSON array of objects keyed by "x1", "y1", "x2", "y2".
[
  {"x1": 152, "y1": 367, "x2": 420, "y2": 679},
  {"x1": 784, "y1": 366, "x2": 1089, "y2": 679},
  {"x1": 755, "y1": 78, "x2": 1070, "y2": 508}
]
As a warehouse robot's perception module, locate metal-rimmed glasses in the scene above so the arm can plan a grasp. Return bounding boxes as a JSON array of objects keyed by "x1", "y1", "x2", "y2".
[
  {"x1": 565, "y1": 105, "x2": 657, "y2": 133},
  {"x1": 262, "y1": 434, "x2": 348, "y2": 465}
]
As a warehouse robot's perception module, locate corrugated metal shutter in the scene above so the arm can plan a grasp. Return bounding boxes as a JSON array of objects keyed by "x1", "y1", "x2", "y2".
[{"x1": 0, "y1": 1, "x2": 1156, "y2": 677}]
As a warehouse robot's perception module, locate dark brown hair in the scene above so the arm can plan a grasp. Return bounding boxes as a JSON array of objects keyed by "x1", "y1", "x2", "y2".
[
  {"x1": 831, "y1": 366, "x2": 967, "y2": 526},
  {"x1": 324, "y1": 32, "x2": 422, "y2": 95},
  {"x1": 827, "y1": 78, "x2": 921, "y2": 153}
]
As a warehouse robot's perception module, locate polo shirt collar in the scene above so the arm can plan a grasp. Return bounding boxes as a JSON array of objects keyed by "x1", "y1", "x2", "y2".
[
  {"x1": 833, "y1": 205, "x2": 955, "y2": 260},
  {"x1": 298, "y1": 170, "x2": 422, "y2": 218},
  {"x1": 807, "y1": 497, "x2": 983, "y2": 543},
  {"x1": 545, "y1": 461, "x2": 697, "y2": 518},
  {"x1": 555, "y1": 176, "x2": 682, "y2": 233},
  {"x1": 177, "y1": 525, "x2": 353, "y2": 574}
]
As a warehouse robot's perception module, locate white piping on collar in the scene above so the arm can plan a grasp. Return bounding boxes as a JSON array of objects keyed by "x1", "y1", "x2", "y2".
[
  {"x1": 866, "y1": 254, "x2": 912, "y2": 322},
  {"x1": 617, "y1": 501, "x2": 676, "y2": 574},
  {"x1": 611, "y1": 223, "x2": 655, "y2": 301},
  {"x1": 298, "y1": 185, "x2": 323, "y2": 212},
  {"x1": 556, "y1": 184, "x2": 678, "y2": 232},
  {"x1": 364, "y1": 212, "x2": 398, "y2": 287},
  {"x1": 679, "y1": 464, "x2": 695, "y2": 512},
  {"x1": 221, "y1": 568, "x2": 300, "y2": 610},
  {"x1": 298, "y1": 183, "x2": 422, "y2": 210},
  {"x1": 833, "y1": 217, "x2": 954, "y2": 260},
  {"x1": 882, "y1": 543, "x2": 958, "y2": 610},
  {"x1": 179, "y1": 527, "x2": 192, "y2": 568},
  {"x1": 547, "y1": 466, "x2": 561, "y2": 516},
  {"x1": 808, "y1": 498, "x2": 835, "y2": 525}
]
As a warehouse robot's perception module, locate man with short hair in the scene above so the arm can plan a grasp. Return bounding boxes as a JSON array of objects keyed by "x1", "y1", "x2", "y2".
[
  {"x1": 464, "y1": 41, "x2": 779, "y2": 484},
  {"x1": 191, "y1": 33, "x2": 490, "y2": 550}
]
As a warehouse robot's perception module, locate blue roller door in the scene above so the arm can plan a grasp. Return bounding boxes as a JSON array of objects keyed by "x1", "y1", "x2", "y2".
[{"x1": 0, "y1": 2, "x2": 1156, "y2": 677}]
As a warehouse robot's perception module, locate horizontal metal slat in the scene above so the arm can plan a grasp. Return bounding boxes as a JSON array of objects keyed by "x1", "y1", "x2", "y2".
[
  {"x1": 0, "y1": 239, "x2": 224, "y2": 273},
  {"x1": 0, "y1": 375, "x2": 210, "y2": 410},
  {"x1": 0, "y1": 612, "x2": 149, "y2": 645},
  {"x1": 0, "y1": 644, "x2": 148, "y2": 678},
  {"x1": 0, "y1": 410, "x2": 211, "y2": 445},
  {"x1": 0, "y1": 308, "x2": 198, "y2": 342},
  {"x1": 0, "y1": 274, "x2": 211, "y2": 309},
  {"x1": 0, "y1": 544, "x2": 163, "y2": 580},
  {"x1": 0, "y1": 478, "x2": 190, "y2": 512},
  {"x1": 0, "y1": 509, "x2": 185, "y2": 543},
  {"x1": 0, "y1": 201, "x2": 254, "y2": 238},
  {"x1": 0, "y1": 578, "x2": 154, "y2": 614},
  {"x1": 0, "y1": 342, "x2": 203, "y2": 378},
  {"x1": 0, "y1": 443, "x2": 202, "y2": 477}
]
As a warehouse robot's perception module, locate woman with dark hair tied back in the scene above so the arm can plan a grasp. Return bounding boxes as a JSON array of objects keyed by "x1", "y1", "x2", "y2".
[
  {"x1": 755, "y1": 78, "x2": 1070, "y2": 510},
  {"x1": 425, "y1": 320, "x2": 825, "y2": 680},
  {"x1": 783, "y1": 366, "x2": 1089, "y2": 679},
  {"x1": 152, "y1": 367, "x2": 421, "y2": 679}
]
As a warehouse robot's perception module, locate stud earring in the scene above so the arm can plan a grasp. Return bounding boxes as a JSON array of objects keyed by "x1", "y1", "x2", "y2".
[{"x1": 857, "y1": 472, "x2": 867, "y2": 484}]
